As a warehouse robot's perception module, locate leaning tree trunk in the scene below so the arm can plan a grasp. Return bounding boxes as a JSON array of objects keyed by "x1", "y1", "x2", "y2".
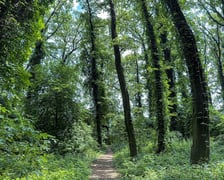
[
  {"x1": 109, "y1": 0, "x2": 137, "y2": 157},
  {"x1": 140, "y1": 0, "x2": 166, "y2": 153},
  {"x1": 86, "y1": 0, "x2": 102, "y2": 146},
  {"x1": 164, "y1": 0, "x2": 210, "y2": 164}
]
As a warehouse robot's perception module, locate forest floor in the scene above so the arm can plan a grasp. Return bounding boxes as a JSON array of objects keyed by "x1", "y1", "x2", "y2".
[{"x1": 89, "y1": 149, "x2": 120, "y2": 180}]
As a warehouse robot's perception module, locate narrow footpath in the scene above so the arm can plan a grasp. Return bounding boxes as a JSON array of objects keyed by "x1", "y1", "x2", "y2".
[{"x1": 90, "y1": 149, "x2": 120, "y2": 180}]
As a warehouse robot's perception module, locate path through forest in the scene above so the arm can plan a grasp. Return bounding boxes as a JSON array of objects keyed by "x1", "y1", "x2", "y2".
[{"x1": 90, "y1": 149, "x2": 120, "y2": 180}]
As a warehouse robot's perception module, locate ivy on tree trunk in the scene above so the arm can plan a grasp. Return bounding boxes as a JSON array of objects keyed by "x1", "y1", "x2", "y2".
[
  {"x1": 139, "y1": 0, "x2": 166, "y2": 154},
  {"x1": 160, "y1": 31, "x2": 178, "y2": 131},
  {"x1": 164, "y1": 0, "x2": 210, "y2": 164},
  {"x1": 86, "y1": 0, "x2": 102, "y2": 146}
]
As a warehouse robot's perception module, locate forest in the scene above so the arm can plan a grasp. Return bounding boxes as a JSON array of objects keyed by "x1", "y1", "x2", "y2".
[{"x1": 0, "y1": 0, "x2": 224, "y2": 179}]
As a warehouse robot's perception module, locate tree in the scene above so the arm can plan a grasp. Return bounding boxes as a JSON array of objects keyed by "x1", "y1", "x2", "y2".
[
  {"x1": 85, "y1": 0, "x2": 103, "y2": 146},
  {"x1": 109, "y1": 0, "x2": 137, "y2": 157},
  {"x1": 139, "y1": 0, "x2": 166, "y2": 153},
  {"x1": 197, "y1": 0, "x2": 224, "y2": 106},
  {"x1": 0, "y1": 0, "x2": 50, "y2": 106},
  {"x1": 24, "y1": 0, "x2": 83, "y2": 147},
  {"x1": 198, "y1": 0, "x2": 224, "y2": 27},
  {"x1": 203, "y1": 24, "x2": 224, "y2": 104},
  {"x1": 160, "y1": 31, "x2": 178, "y2": 131},
  {"x1": 164, "y1": 0, "x2": 210, "y2": 164},
  {"x1": 79, "y1": 0, "x2": 111, "y2": 146}
]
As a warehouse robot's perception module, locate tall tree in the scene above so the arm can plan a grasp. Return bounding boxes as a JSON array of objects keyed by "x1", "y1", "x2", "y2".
[
  {"x1": 135, "y1": 56, "x2": 143, "y2": 108},
  {"x1": 204, "y1": 25, "x2": 224, "y2": 104},
  {"x1": 0, "y1": 0, "x2": 50, "y2": 105},
  {"x1": 164, "y1": 0, "x2": 210, "y2": 164},
  {"x1": 85, "y1": 0, "x2": 103, "y2": 146},
  {"x1": 109, "y1": 0, "x2": 137, "y2": 157},
  {"x1": 79, "y1": 0, "x2": 110, "y2": 146},
  {"x1": 160, "y1": 31, "x2": 177, "y2": 131},
  {"x1": 25, "y1": 0, "x2": 71, "y2": 119},
  {"x1": 198, "y1": 0, "x2": 224, "y2": 27},
  {"x1": 139, "y1": 0, "x2": 166, "y2": 153},
  {"x1": 24, "y1": 0, "x2": 82, "y2": 143}
]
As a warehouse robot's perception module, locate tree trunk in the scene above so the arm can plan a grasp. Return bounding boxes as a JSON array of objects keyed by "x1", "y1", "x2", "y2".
[
  {"x1": 222, "y1": 0, "x2": 224, "y2": 15},
  {"x1": 216, "y1": 49, "x2": 224, "y2": 103},
  {"x1": 26, "y1": 39, "x2": 44, "y2": 110},
  {"x1": 140, "y1": 0, "x2": 166, "y2": 153},
  {"x1": 135, "y1": 57, "x2": 142, "y2": 108},
  {"x1": 109, "y1": 0, "x2": 137, "y2": 157},
  {"x1": 164, "y1": 0, "x2": 210, "y2": 164},
  {"x1": 176, "y1": 69, "x2": 191, "y2": 139},
  {"x1": 140, "y1": 38, "x2": 153, "y2": 117},
  {"x1": 86, "y1": 0, "x2": 102, "y2": 146},
  {"x1": 160, "y1": 32, "x2": 178, "y2": 131},
  {"x1": 214, "y1": 25, "x2": 224, "y2": 103}
]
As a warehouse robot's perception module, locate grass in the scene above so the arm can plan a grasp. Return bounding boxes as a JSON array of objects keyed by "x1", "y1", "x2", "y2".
[{"x1": 114, "y1": 139, "x2": 224, "y2": 180}]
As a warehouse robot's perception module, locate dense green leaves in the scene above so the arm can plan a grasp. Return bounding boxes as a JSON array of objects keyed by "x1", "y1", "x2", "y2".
[
  {"x1": 0, "y1": 108, "x2": 51, "y2": 178},
  {"x1": 0, "y1": 0, "x2": 224, "y2": 178}
]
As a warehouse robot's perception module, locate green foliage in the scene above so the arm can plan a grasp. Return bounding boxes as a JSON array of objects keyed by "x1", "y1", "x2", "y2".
[
  {"x1": 0, "y1": 0, "x2": 47, "y2": 93},
  {"x1": 59, "y1": 120, "x2": 97, "y2": 154},
  {"x1": 1, "y1": 0, "x2": 224, "y2": 178},
  {"x1": 1, "y1": 150, "x2": 97, "y2": 180},
  {"x1": 26, "y1": 63, "x2": 77, "y2": 137},
  {"x1": 210, "y1": 108, "x2": 224, "y2": 137},
  {"x1": 25, "y1": 152, "x2": 96, "y2": 180},
  {"x1": 25, "y1": 62, "x2": 99, "y2": 154},
  {"x1": 110, "y1": 113, "x2": 128, "y2": 146},
  {"x1": 114, "y1": 140, "x2": 224, "y2": 179},
  {"x1": 0, "y1": 108, "x2": 51, "y2": 178}
]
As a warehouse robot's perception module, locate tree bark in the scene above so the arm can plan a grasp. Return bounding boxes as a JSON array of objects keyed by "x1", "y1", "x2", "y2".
[
  {"x1": 164, "y1": 0, "x2": 210, "y2": 164},
  {"x1": 135, "y1": 57, "x2": 142, "y2": 108},
  {"x1": 160, "y1": 32, "x2": 178, "y2": 131},
  {"x1": 86, "y1": 0, "x2": 102, "y2": 146},
  {"x1": 216, "y1": 47, "x2": 224, "y2": 103},
  {"x1": 140, "y1": 37, "x2": 153, "y2": 117},
  {"x1": 26, "y1": 39, "x2": 44, "y2": 110},
  {"x1": 109, "y1": 0, "x2": 137, "y2": 157},
  {"x1": 140, "y1": 0, "x2": 166, "y2": 153},
  {"x1": 213, "y1": 25, "x2": 224, "y2": 103}
]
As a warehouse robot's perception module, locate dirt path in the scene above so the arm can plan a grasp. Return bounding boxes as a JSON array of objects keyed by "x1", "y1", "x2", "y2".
[{"x1": 90, "y1": 150, "x2": 120, "y2": 180}]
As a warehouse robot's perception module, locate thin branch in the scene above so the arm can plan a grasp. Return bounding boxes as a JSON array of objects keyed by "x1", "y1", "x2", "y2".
[{"x1": 199, "y1": 1, "x2": 224, "y2": 26}]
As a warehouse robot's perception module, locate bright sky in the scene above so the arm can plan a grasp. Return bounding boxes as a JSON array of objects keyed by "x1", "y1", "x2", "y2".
[
  {"x1": 73, "y1": 0, "x2": 79, "y2": 10},
  {"x1": 73, "y1": 0, "x2": 109, "y2": 19}
]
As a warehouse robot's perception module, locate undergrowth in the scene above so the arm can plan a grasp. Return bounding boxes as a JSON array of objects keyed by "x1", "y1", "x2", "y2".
[
  {"x1": 1, "y1": 149, "x2": 97, "y2": 180},
  {"x1": 114, "y1": 139, "x2": 224, "y2": 180},
  {"x1": 26, "y1": 149, "x2": 97, "y2": 180},
  {"x1": 0, "y1": 107, "x2": 98, "y2": 180}
]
